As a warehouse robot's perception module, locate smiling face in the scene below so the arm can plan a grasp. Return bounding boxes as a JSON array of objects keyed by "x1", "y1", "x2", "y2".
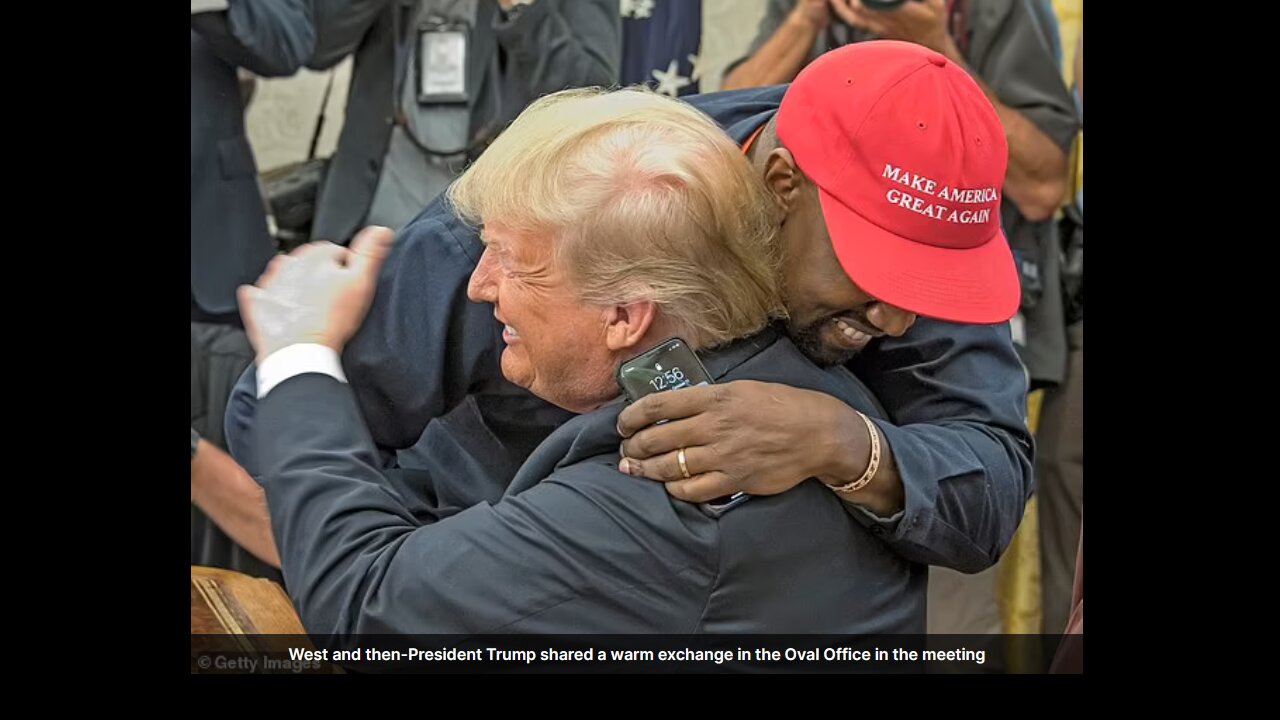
[
  {"x1": 777, "y1": 182, "x2": 918, "y2": 367},
  {"x1": 451, "y1": 88, "x2": 787, "y2": 409},
  {"x1": 465, "y1": 222, "x2": 623, "y2": 414}
]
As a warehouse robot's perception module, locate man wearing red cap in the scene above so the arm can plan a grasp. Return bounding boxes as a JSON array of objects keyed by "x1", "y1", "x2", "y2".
[
  {"x1": 641, "y1": 0, "x2": 1078, "y2": 638},
  {"x1": 219, "y1": 41, "x2": 1036, "y2": 601},
  {"x1": 724, "y1": 0, "x2": 1078, "y2": 395},
  {"x1": 619, "y1": 40, "x2": 1028, "y2": 555}
]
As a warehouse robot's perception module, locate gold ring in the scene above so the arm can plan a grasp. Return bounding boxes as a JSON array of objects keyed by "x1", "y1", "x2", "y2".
[{"x1": 678, "y1": 447, "x2": 692, "y2": 479}]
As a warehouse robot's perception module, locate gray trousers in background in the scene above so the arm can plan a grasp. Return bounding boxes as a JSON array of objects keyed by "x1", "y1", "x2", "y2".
[
  {"x1": 927, "y1": 565, "x2": 1002, "y2": 635},
  {"x1": 190, "y1": 321, "x2": 282, "y2": 582},
  {"x1": 926, "y1": 565, "x2": 1004, "y2": 673},
  {"x1": 1036, "y1": 320, "x2": 1084, "y2": 634}
]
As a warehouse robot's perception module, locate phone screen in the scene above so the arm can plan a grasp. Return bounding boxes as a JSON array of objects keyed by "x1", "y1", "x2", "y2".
[
  {"x1": 617, "y1": 338, "x2": 713, "y2": 402},
  {"x1": 616, "y1": 339, "x2": 748, "y2": 518}
]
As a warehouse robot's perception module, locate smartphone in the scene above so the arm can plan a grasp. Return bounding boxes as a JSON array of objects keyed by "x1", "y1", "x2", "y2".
[{"x1": 616, "y1": 338, "x2": 749, "y2": 518}]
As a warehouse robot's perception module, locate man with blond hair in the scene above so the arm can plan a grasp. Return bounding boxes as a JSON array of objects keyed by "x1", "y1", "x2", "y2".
[
  {"x1": 240, "y1": 87, "x2": 923, "y2": 637},
  {"x1": 225, "y1": 43, "x2": 1033, "y2": 584}
]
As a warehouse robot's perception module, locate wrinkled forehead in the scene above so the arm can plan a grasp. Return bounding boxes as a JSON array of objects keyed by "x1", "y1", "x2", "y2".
[
  {"x1": 480, "y1": 224, "x2": 579, "y2": 298},
  {"x1": 481, "y1": 222, "x2": 556, "y2": 260}
]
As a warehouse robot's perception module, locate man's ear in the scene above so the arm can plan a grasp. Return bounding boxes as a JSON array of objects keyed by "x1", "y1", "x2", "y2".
[
  {"x1": 763, "y1": 147, "x2": 805, "y2": 217},
  {"x1": 604, "y1": 300, "x2": 660, "y2": 352}
]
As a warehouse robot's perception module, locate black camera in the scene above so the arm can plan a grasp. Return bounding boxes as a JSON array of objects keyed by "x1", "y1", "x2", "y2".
[{"x1": 861, "y1": 0, "x2": 913, "y2": 10}]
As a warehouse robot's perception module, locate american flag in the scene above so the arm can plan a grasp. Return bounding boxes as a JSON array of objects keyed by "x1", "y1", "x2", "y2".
[{"x1": 620, "y1": 0, "x2": 703, "y2": 98}]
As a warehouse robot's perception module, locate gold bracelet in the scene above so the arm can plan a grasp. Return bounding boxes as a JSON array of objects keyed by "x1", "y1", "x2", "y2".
[{"x1": 824, "y1": 411, "x2": 881, "y2": 494}]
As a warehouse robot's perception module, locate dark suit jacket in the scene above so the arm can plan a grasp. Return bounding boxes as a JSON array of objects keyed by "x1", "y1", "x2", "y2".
[
  {"x1": 256, "y1": 328, "x2": 925, "y2": 636},
  {"x1": 190, "y1": 1, "x2": 315, "y2": 317}
]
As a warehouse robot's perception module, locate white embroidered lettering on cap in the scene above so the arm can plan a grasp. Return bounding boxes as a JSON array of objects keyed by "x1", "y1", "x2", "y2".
[{"x1": 882, "y1": 163, "x2": 995, "y2": 225}]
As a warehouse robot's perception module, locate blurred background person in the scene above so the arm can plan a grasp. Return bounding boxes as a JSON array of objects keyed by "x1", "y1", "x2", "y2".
[
  {"x1": 1051, "y1": 35, "x2": 1082, "y2": 663},
  {"x1": 191, "y1": 430, "x2": 280, "y2": 569},
  {"x1": 191, "y1": 0, "x2": 313, "y2": 579},
  {"x1": 304, "y1": 0, "x2": 621, "y2": 246},
  {"x1": 1040, "y1": 25, "x2": 1082, "y2": 642}
]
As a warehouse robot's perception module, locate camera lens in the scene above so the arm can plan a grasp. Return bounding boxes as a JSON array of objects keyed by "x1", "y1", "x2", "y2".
[{"x1": 860, "y1": 0, "x2": 911, "y2": 10}]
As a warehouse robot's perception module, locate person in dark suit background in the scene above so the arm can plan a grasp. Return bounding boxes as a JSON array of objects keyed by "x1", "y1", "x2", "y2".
[
  {"x1": 236, "y1": 87, "x2": 925, "y2": 638},
  {"x1": 304, "y1": 0, "x2": 621, "y2": 247},
  {"x1": 190, "y1": 0, "x2": 314, "y2": 578}
]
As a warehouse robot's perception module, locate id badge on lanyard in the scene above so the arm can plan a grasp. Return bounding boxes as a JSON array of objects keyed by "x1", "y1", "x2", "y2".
[{"x1": 417, "y1": 17, "x2": 469, "y2": 104}]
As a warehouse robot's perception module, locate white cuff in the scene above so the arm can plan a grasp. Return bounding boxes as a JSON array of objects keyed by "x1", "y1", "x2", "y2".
[
  {"x1": 257, "y1": 343, "x2": 347, "y2": 399},
  {"x1": 191, "y1": 0, "x2": 230, "y2": 14}
]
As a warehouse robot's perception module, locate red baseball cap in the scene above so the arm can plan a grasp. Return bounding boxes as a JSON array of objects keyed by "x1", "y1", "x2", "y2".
[{"x1": 776, "y1": 40, "x2": 1019, "y2": 324}]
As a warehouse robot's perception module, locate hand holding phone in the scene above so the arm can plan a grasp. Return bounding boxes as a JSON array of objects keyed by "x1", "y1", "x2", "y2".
[{"x1": 616, "y1": 339, "x2": 749, "y2": 518}]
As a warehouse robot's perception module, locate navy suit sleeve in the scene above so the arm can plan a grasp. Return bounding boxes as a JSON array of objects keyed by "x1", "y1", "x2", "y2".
[
  {"x1": 340, "y1": 199, "x2": 503, "y2": 451},
  {"x1": 845, "y1": 318, "x2": 1035, "y2": 572},
  {"x1": 225, "y1": 197, "x2": 504, "y2": 469},
  {"x1": 224, "y1": 365, "x2": 262, "y2": 474},
  {"x1": 190, "y1": 0, "x2": 315, "y2": 77},
  {"x1": 257, "y1": 373, "x2": 704, "y2": 637},
  {"x1": 493, "y1": 0, "x2": 620, "y2": 91}
]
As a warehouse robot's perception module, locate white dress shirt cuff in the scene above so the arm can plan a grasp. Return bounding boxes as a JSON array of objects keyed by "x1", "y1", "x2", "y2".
[
  {"x1": 257, "y1": 343, "x2": 348, "y2": 399},
  {"x1": 191, "y1": 0, "x2": 230, "y2": 14}
]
